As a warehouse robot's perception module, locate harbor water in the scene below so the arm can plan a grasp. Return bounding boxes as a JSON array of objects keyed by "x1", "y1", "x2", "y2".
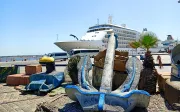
[{"x1": 0, "y1": 55, "x2": 43, "y2": 62}]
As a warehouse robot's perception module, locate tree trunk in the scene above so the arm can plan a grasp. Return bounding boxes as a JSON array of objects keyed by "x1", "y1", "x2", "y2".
[
  {"x1": 138, "y1": 68, "x2": 158, "y2": 94},
  {"x1": 147, "y1": 48, "x2": 149, "y2": 52}
]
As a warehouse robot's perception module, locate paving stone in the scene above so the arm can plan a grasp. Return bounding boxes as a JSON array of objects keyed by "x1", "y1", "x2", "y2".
[
  {"x1": 3, "y1": 92, "x2": 12, "y2": 102},
  {"x1": 0, "y1": 105, "x2": 8, "y2": 112},
  {"x1": 14, "y1": 101, "x2": 32, "y2": 112},
  {"x1": 0, "y1": 86, "x2": 15, "y2": 93},
  {"x1": 0, "y1": 81, "x2": 179, "y2": 112},
  {"x1": 1, "y1": 93, "x2": 7, "y2": 103},
  {"x1": 1, "y1": 104, "x2": 17, "y2": 112},
  {"x1": 8, "y1": 103, "x2": 19, "y2": 110},
  {"x1": 10, "y1": 92, "x2": 19, "y2": 101}
]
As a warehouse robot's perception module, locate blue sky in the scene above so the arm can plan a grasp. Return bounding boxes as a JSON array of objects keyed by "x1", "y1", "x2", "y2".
[{"x1": 0, "y1": 0, "x2": 180, "y2": 56}]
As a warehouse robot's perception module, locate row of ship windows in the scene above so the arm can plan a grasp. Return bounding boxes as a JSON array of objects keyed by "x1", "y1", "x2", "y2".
[
  {"x1": 105, "y1": 34, "x2": 136, "y2": 38},
  {"x1": 92, "y1": 35, "x2": 136, "y2": 38},
  {"x1": 104, "y1": 45, "x2": 131, "y2": 48},
  {"x1": 117, "y1": 34, "x2": 136, "y2": 38},
  {"x1": 87, "y1": 28, "x2": 110, "y2": 33},
  {"x1": 89, "y1": 25, "x2": 138, "y2": 33},
  {"x1": 103, "y1": 41, "x2": 134, "y2": 44},
  {"x1": 87, "y1": 27, "x2": 137, "y2": 36},
  {"x1": 103, "y1": 38, "x2": 135, "y2": 42},
  {"x1": 114, "y1": 29, "x2": 137, "y2": 35},
  {"x1": 118, "y1": 45, "x2": 130, "y2": 47},
  {"x1": 118, "y1": 42, "x2": 130, "y2": 44},
  {"x1": 103, "y1": 40, "x2": 131, "y2": 45},
  {"x1": 118, "y1": 38, "x2": 136, "y2": 41}
]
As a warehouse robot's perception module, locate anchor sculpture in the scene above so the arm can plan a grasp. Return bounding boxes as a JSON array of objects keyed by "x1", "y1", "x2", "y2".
[{"x1": 65, "y1": 32, "x2": 150, "y2": 111}]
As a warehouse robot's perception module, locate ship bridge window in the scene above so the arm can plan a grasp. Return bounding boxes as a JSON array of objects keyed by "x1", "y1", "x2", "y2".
[{"x1": 87, "y1": 28, "x2": 110, "y2": 33}]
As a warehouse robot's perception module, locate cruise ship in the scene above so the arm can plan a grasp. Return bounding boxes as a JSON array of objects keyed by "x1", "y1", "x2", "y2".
[
  {"x1": 54, "y1": 17, "x2": 163, "y2": 55},
  {"x1": 161, "y1": 35, "x2": 180, "y2": 52}
]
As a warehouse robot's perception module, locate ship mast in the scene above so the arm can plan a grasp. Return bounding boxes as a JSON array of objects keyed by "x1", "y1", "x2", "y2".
[
  {"x1": 97, "y1": 18, "x2": 99, "y2": 25},
  {"x1": 108, "y1": 15, "x2": 112, "y2": 24}
]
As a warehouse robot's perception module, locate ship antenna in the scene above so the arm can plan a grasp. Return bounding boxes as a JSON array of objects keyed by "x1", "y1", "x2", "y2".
[
  {"x1": 97, "y1": 18, "x2": 99, "y2": 25},
  {"x1": 108, "y1": 15, "x2": 112, "y2": 24}
]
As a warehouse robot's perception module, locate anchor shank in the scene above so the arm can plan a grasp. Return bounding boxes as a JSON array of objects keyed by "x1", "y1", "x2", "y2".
[{"x1": 100, "y1": 32, "x2": 116, "y2": 93}]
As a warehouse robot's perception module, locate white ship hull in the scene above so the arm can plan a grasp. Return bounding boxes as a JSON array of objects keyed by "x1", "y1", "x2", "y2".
[
  {"x1": 54, "y1": 40, "x2": 162, "y2": 55},
  {"x1": 54, "y1": 40, "x2": 105, "y2": 52}
]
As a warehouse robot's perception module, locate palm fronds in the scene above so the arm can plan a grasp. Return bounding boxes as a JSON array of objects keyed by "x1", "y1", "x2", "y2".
[
  {"x1": 139, "y1": 32, "x2": 158, "y2": 51},
  {"x1": 129, "y1": 41, "x2": 141, "y2": 49},
  {"x1": 129, "y1": 31, "x2": 158, "y2": 52}
]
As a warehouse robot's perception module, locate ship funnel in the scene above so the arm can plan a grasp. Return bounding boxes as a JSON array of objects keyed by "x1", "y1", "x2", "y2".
[{"x1": 143, "y1": 28, "x2": 148, "y2": 32}]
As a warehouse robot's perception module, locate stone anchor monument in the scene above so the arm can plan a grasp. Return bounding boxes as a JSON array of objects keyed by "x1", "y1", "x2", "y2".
[{"x1": 65, "y1": 32, "x2": 150, "y2": 111}]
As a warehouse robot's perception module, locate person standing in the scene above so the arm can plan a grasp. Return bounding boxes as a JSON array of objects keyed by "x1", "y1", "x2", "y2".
[{"x1": 157, "y1": 55, "x2": 163, "y2": 69}]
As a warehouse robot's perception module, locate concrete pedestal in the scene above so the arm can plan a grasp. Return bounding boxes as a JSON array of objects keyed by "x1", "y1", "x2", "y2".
[
  {"x1": 165, "y1": 76, "x2": 180, "y2": 105},
  {"x1": 157, "y1": 72, "x2": 171, "y2": 92}
]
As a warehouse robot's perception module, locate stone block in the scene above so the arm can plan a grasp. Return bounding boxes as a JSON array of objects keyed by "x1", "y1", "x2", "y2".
[
  {"x1": 25, "y1": 64, "x2": 42, "y2": 75},
  {"x1": 93, "y1": 50, "x2": 128, "y2": 72},
  {"x1": 6, "y1": 74, "x2": 30, "y2": 86},
  {"x1": 20, "y1": 75, "x2": 30, "y2": 85}
]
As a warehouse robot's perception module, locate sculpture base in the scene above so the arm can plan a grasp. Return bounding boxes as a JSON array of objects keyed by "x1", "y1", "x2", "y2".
[{"x1": 92, "y1": 66, "x2": 127, "y2": 91}]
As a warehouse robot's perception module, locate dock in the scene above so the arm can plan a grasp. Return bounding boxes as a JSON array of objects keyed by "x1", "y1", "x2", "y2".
[{"x1": 0, "y1": 54, "x2": 179, "y2": 112}]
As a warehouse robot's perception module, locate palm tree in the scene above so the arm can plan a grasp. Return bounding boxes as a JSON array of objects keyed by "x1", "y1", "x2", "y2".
[
  {"x1": 129, "y1": 31, "x2": 159, "y2": 94},
  {"x1": 139, "y1": 32, "x2": 158, "y2": 94}
]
